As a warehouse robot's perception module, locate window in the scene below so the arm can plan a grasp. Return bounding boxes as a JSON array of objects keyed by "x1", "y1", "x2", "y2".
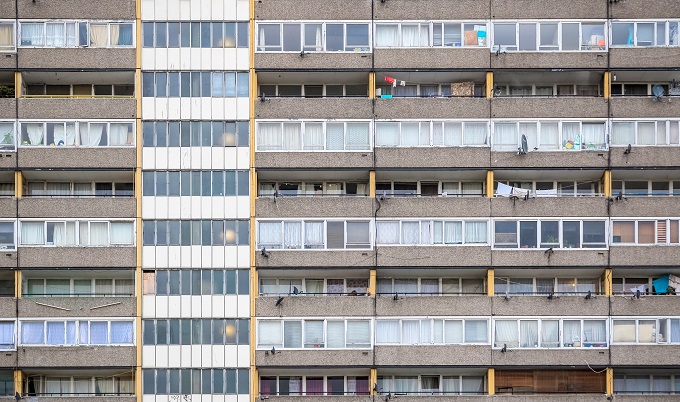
[
  {"x1": 260, "y1": 278, "x2": 369, "y2": 296},
  {"x1": 143, "y1": 319, "x2": 248, "y2": 345},
  {"x1": 0, "y1": 222, "x2": 15, "y2": 250},
  {"x1": 20, "y1": 320, "x2": 133, "y2": 346},
  {"x1": 612, "y1": 318, "x2": 680, "y2": 344},
  {"x1": 375, "y1": 318, "x2": 488, "y2": 345},
  {"x1": 495, "y1": 370, "x2": 605, "y2": 394},
  {"x1": 491, "y1": 21, "x2": 606, "y2": 52},
  {"x1": 149, "y1": 269, "x2": 248, "y2": 296},
  {"x1": 19, "y1": 121, "x2": 134, "y2": 147},
  {"x1": 143, "y1": 368, "x2": 248, "y2": 395},
  {"x1": 377, "y1": 374, "x2": 485, "y2": 395},
  {"x1": 611, "y1": 20, "x2": 680, "y2": 47},
  {"x1": 377, "y1": 277, "x2": 484, "y2": 296},
  {"x1": 494, "y1": 318, "x2": 607, "y2": 348},
  {"x1": 24, "y1": 277, "x2": 134, "y2": 297},
  {"x1": 611, "y1": 120, "x2": 679, "y2": 146},
  {"x1": 260, "y1": 375, "x2": 369, "y2": 396},
  {"x1": 143, "y1": 170, "x2": 248, "y2": 196},
  {"x1": 259, "y1": 84, "x2": 368, "y2": 98},
  {"x1": 19, "y1": 21, "x2": 133, "y2": 48},
  {"x1": 494, "y1": 277, "x2": 600, "y2": 296},
  {"x1": 257, "y1": 319, "x2": 371, "y2": 349},
  {"x1": 257, "y1": 22, "x2": 370, "y2": 52},
  {"x1": 375, "y1": 120, "x2": 488, "y2": 147},
  {"x1": 0, "y1": 22, "x2": 15, "y2": 52},
  {"x1": 26, "y1": 374, "x2": 133, "y2": 396},
  {"x1": 258, "y1": 181, "x2": 369, "y2": 197},
  {"x1": 142, "y1": 21, "x2": 248, "y2": 48},
  {"x1": 257, "y1": 121, "x2": 371, "y2": 151},
  {"x1": 258, "y1": 220, "x2": 370, "y2": 250},
  {"x1": 143, "y1": 220, "x2": 249, "y2": 246},
  {"x1": 376, "y1": 220, "x2": 488, "y2": 245},
  {"x1": 612, "y1": 219, "x2": 680, "y2": 245},
  {"x1": 142, "y1": 120, "x2": 249, "y2": 147},
  {"x1": 142, "y1": 72, "x2": 249, "y2": 98},
  {"x1": 492, "y1": 120, "x2": 606, "y2": 151},
  {"x1": 493, "y1": 219, "x2": 607, "y2": 249},
  {"x1": 19, "y1": 220, "x2": 134, "y2": 246},
  {"x1": 25, "y1": 181, "x2": 133, "y2": 197},
  {"x1": 615, "y1": 373, "x2": 680, "y2": 395}
]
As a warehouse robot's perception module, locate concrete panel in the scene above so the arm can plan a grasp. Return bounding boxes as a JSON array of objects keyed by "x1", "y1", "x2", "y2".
[
  {"x1": 255, "y1": 0, "x2": 371, "y2": 20},
  {"x1": 609, "y1": 197, "x2": 680, "y2": 218},
  {"x1": 374, "y1": 49, "x2": 490, "y2": 70},
  {"x1": 492, "y1": 395, "x2": 604, "y2": 402},
  {"x1": 18, "y1": 0, "x2": 135, "y2": 19},
  {"x1": 18, "y1": 297, "x2": 135, "y2": 318},
  {"x1": 0, "y1": 298, "x2": 16, "y2": 319},
  {"x1": 611, "y1": 345, "x2": 680, "y2": 366},
  {"x1": 377, "y1": 197, "x2": 491, "y2": 218},
  {"x1": 0, "y1": 154, "x2": 16, "y2": 169},
  {"x1": 28, "y1": 398, "x2": 136, "y2": 402},
  {"x1": 0, "y1": 351, "x2": 16, "y2": 368},
  {"x1": 490, "y1": 197, "x2": 608, "y2": 218},
  {"x1": 375, "y1": 98, "x2": 490, "y2": 120},
  {"x1": 491, "y1": 98, "x2": 608, "y2": 119},
  {"x1": 256, "y1": 197, "x2": 374, "y2": 218},
  {"x1": 374, "y1": 0, "x2": 490, "y2": 20},
  {"x1": 0, "y1": 0, "x2": 16, "y2": 18},
  {"x1": 256, "y1": 349, "x2": 373, "y2": 367},
  {"x1": 610, "y1": 0, "x2": 680, "y2": 19},
  {"x1": 491, "y1": 0, "x2": 606, "y2": 19},
  {"x1": 0, "y1": 55, "x2": 16, "y2": 70},
  {"x1": 256, "y1": 98, "x2": 373, "y2": 120},
  {"x1": 255, "y1": 152, "x2": 373, "y2": 170},
  {"x1": 18, "y1": 98, "x2": 136, "y2": 120},
  {"x1": 610, "y1": 97, "x2": 680, "y2": 119},
  {"x1": 0, "y1": 253, "x2": 17, "y2": 268},
  {"x1": 384, "y1": 397, "x2": 484, "y2": 402},
  {"x1": 491, "y1": 296, "x2": 609, "y2": 316},
  {"x1": 610, "y1": 147, "x2": 680, "y2": 169},
  {"x1": 263, "y1": 398, "x2": 370, "y2": 402},
  {"x1": 0, "y1": 199, "x2": 16, "y2": 218},
  {"x1": 611, "y1": 296, "x2": 680, "y2": 316},
  {"x1": 491, "y1": 249, "x2": 608, "y2": 268},
  {"x1": 491, "y1": 151, "x2": 609, "y2": 169},
  {"x1": 375, "y1": 345, "x2": 491, "y2": 366},
  {"x1": 256, "y1": 250, "x2": 374, "y2": 268},
  {"x1": 375, "y1": 148, "x2": 491, "y2": 169},
  {"x1": 18, "y1": 49, "x2": 136, "y2": 70},
  {"x1": 491, "y1": 53, "x2": 608, "y2": 70},
  {"x1": 256, "y1": 296, "x2": 373, "y2": 317},
  {"x1": 610, "y1": 246, "x2": 680, "y2": 268},
  {"x1": 492, "y1": 348, "x2": 609, "y2": 367},
  {"x1": 614, "y1": 397, "x2": 678, "y2": 402},
  {"x1": 18, "y1": 346, "x2": 135, "y2": 367},
  {"x1": 19, "y1": 198, "x2": 136, "y2": 219},
  {"x1": 19, "y1": 247, "x2": 136, "y2": 268},
  {"x1": 376, "y1": 295, "x2": 492, "y2": 316},
  {"x1": 255, "y1": 53, "x2": 372, "y2": 71},
  {"x1": 377, "y1": 246, "x2": 491, "y2": 267},
  {"x1": 0, "y1": 99, "x2": 17, "y2": 119},
  {"x1": 610, "y1": 48, "x2": 680, "y2": 69},
  {"x1": 18, "y1": 148, "x2": 136, "y2": 169}
]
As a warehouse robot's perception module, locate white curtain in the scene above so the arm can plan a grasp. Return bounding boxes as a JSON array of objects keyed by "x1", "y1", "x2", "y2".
[
  {"x1": 444, "y1": 221, "x2": 462, "y2": 244},
  {"x1": 562, "y1": 122, "x2": 580, "y2": 148},
  {"x1": 45, "y1": 23, "x2": 65, "y2": 47},
  {"x1": 637, "y1": 122, "x2": 656, "y2": 145},
  {"x1": 444, "y1": 320, "x2": 463, "y2": 343},
  {"x1": 95, "y1": 279, "x2": 113, "y2": 296},
  {"x1": 110, "y1": 322, "x2": 133, "y2": 344},
  {"x1": 520, "y1": 320, "x2": 538, "y2": 347},
  {"x1": 326, "y1": 321, "x2": 345, "y2": 348},
  {"x1": 346, "y1": 123, "x2": 369, "y2": 150},
  {"x1": 583, "y1": 320, "x2": 606, "y2": 343},
  {"x1": 393, "y1": 377, "x2": 418, "y2": 394},
  {"x1": 375, "y1": 25, "x2": 399, "y2": 47},
  {"x1": 520, "y1": 122, "x2": 538, "y2": 150},
  {"x1": 418, "y1": 122, "x2": 431, "y2": 145},
  {"x1": 420, "y1": 319, "x2": 432, "y2": 342},
  {"x1": 80, "y1": 123, "x2": 104, "y2": 146},
  {"x1": 376, "y1": 321, "x2": 399, "y2": 343},
  {"x1": 21, "y1": 222, "x2": 44, "y2": 245},
  {"x1": 540, "y1": 320, "x2": 560, "y2": 347},
  {"x1": 376, "y1": 222, "x2": 399, "y2": 244},
  {"x1": 258, "y1": 222, "x2": 282, "y2": 248},
  {"x1": 465, "y1": 221, "x2": 487, "y2": 243},
  {"x1": 540, "y1": 122, "x2": 559, "y2": 149},
  {"x1": 303, "y1": 123, "x2": 324, "y2": 150},
  {"x1": 493, "y1": 123, "x2": 518, "y2": 151},
  {"x1": 46, "y1": 321, "x2": 65, "y2": 345},
  {"x1": 464, "y1": 122, "x2": 488, "y2": 145},
  {"x1": 461, "y1": 377, "x2": 485, "y2": 394},
  {"x1": 376, "y1": 279, "x2": 392, "y2": 294},
  {"x1": 282, "y1": 123, "x2": 302, "y2": 150},
  {"x1": 90, "y1": 24, "x2": 109, "y2": 47},
  {"x1": 109, "y1": 123, "x2": 129, "y2": 146},
  {"x1": 401, "y1": 222, "x2": 420, "y2": 245},
  {"x1": 21, "y1": 322, "x2": 44, "y2": 344},
  {"x1": 420, "y1": 221, "x2": 432, "y2": 244},
  {"x1": 563, "y1": 320, "x2": 581, "y2": 345},
  {"x1": 495, "y1": 320, "x2": 518, "y2": 347},
  {"x1": 283, "y1": 221, "x2": 301, "y2": 249},
  {"x1": 611, "y1": 122, "x2": 635, "y2": 146},
  {"x1": 582, "y1": 123, "x2": 605, "y2": 149},
  {"x1": 442, "y1": 377, "x2": 460, "y2": 394},
  {"x1": 114, "y1": 279, "x2": 134, "y2": 295},
  {"x1": 110, "y1": 222, "x2": 133, "y2": 244},
  {"x1": 671, "y1": 320, "x2": 680, "y2": 343},
  {"x1": 73, "y1": 378, "x2": 91, "y2": 396},
  {"x1": 395, "y1": 279, "x2": 417, "y2": 294},
  {"x1": 0, "y1": 322, "x2": 14, "y2": 349},
  {"x1": 258, "y1": 321, "x2": 282, "y2": 347},
  {"x1": 325, "y1": 123, "x2": 344, "y2": 150},
  {"x1": 89, "y1": 222, "x2": 109, "y2": 246},
  {"x1": 465, "y1": 320, "x2": 487, "y2": 343},
  {"x1": 258, "y1": 123, "x2": 282, "y2": 150},
  {"x1": 401, "y1": 25, "x2": 427, "y2": 47},
  {"x1": 89, "y1": 321, "x2": 108, "y2": 344},
  {"x1": 401, "y1": 122, "x2": 419, "y2": 146},
  {"x1": 304, "y1": 221, "x2": 324, "y2": 249},
  {"x1": 376, "y1": 123, "x2": 399, "y2": 146},
  {"x1": 46, "y1": 182, "x2": 70, "y2": 196},
  {"x1": 346, "y1": 321, "x2": 370, "y2": 347},
  {"x1": 21, "y1": 23, "x2": 44, "y2": 46},
  {"x1": 26, "y1": 124, "x2": 44, "y2": 145}
]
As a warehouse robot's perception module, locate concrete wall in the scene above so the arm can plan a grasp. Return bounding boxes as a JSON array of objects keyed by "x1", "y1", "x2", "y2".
[
  {"x1": 491, "y1": 98, "x2": 608, "y2": 119},
  {"x1": 490, "y1": 197, "x2": 607, "y2": 218},
  {"x1": 18, "y1": 198, "x2": 136, "y2": 219},
  {"x1": 609, "y1": 197, "x2": 680, "y2": 217},
  {"x1": 18, "y1": 49, "x2": 136, "y2": 71},
  {"x1": 257, "y1": 296, "x2": 373, "y2": 317},
  {"x1": 256, "y1": 349, "x2": 373, "y2": 367},
  {"x1": 490, "y1": 0, "x2": 606, "y2": 19},
  {"x1": 18, "y1": 247, "x2": 136, "y2": 268},
  {"x1": 0, "y1": 253, "x2": 17, "y2": 268},
  {"x1": 610, "y1": 147, "x2": 680, "y2": 168},
  {"x1": 377, "y1": 246, "x2": 491, "y2": 267},
  {"x1": 0, "y1": 154, "x2": 16, "y2": 169},
  {"x1": 255, "y1": 54, "x2": 372, "y2": 71},
  {"x1": 611, "y1": 296, "x2": 680, "y2": 316},
  {"x1": 492, "y1": 348, "x2": 609, "y2": 366},
  {"x1": 17, "y1": 0, "x2": 135, "y2": 19},
  {"x1": 18, "y1": 346, "x2": 135, "y2": 367},
  {"x1": 375, "y1": 345, "x2": 491, "y2": 366},
  {"x1": 256, "y1": 98, "x2": 373, "y2": 120},
  {"x1": 255, "y1": 152, "x2": 373, "y2": 169},
  {"x1": 611, "y1": 345, "x2": 680, "y2": 366},
  {"x1": 374, "y1": 0, "x2": 490, "y2": 20},
  {"x1": 255, "y1": 0, "x2": 371, "y2": 20},
  {"x1": 17, "y1": 99, "x2": 136, "y2": 120},
  {"x1": 256, "y1": 197, "x2": 374, "y2": 218},
  {"x1": 491, "y1": 151, "x2": 609, "y2": 169},
  {"x1": 375, "y1": 148, "x2": 491, "y2": 169},
  {"x1": 609, "y1": 0, "x2": 680, "y2": 20},
  {"x1": 0, "y1": 199, "x2": 15, "y2": 218},
  {"x1": 374, "y1": 49, "x2": 490, "y2": 70},
  {"x1": 18, "y1": 297, "x2": 135, "y2": 318},
  {"x1": 0, "y1": 99, "x2": 16, "y2": 119},
  {"x1": 378, "y1": 197, "x2": 491, "y2": 218},
  {"x1": 491, "y1": 53, "x2": 608, "y2": 70},
  {"x1": 256, "y1": 250, "x2": 374, "y2": 268},
  {"x1": 609, "y1": 97, "x2": 680, "y2": 119},
  {"x1": 490, "y1": 249, "x2": 608, "y2": 268},
  {"x1": 610, "y1": 246, "x2": 680, "y2": 267},
  {"x1": 376, "y1": 295, "x2": 491, "y2": 316},
  {"x1": 18, "y1": 148, "x2": 136, "y2": 169},
  {"x1": 375, "y1": 98, "x2": 490, "y2": 120},
  {"x1": 492, "y1": 296, "x2": 609, "y2": 316}
]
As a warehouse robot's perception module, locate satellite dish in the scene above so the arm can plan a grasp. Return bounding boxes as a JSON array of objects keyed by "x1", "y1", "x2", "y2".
[
  {"x1": 518, "y1": 134, "x2": 528, "y2": 155},
  {"x1": 494, "y1": 86, "x2": 503, "y2": 96},
  {"x1": 259, "y1": 93, "x2": 266, "y2": 102},
  {"x1": 652, "y1": 84, "x2": 665, "y2": 102}
]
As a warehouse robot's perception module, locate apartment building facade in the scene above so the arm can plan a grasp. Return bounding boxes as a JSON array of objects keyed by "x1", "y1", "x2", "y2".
[{"x1": 0, "y1": 0, "x2": 680, "y2": 401}]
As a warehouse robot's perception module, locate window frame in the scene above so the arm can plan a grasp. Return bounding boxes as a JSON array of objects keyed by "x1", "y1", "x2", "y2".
[
  {"x1": 492, "y1": 218, "x2": 608, "y2": 250},
  {"x1": 490, "y1": 20, "x2": 608, "y2": 52},
  {"x1": 255, "y1": 21, "x2": 371, "y2": 53}
]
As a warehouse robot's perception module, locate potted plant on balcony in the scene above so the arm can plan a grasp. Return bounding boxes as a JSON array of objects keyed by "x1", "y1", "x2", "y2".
[
  {"x1": 0, "y1": 85, "x2": 14, "y2": 98},
  {"x1": 0, "y1": 131, "x2": 13, "y2": 150}
]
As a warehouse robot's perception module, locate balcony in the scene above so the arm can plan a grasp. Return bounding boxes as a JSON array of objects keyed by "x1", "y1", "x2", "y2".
[
  {"x1": 377, "y1": 246, "x2": 491, "y2": 267},
  {"x1": 259, "y1": 397, "x2": 371, "y2": 402},
  {"x1": 18, "y1": 48, "x2": 135, "y2": 70},
  {"x1": 491, "y1": 296, "x2": 609, "y2": 316},
  {"x1": 18, "y1": 346, "x2": 135, "y2": 367},
  {"x1": 19, "y1": 247, "x2": 135, "y2": 268},
  {"x1": 18, "y1": 197, "x2": 136, "y2": 219},
  {"x1": 256, "y1": 349, "x2": 373, "y2": 367},
  {"x1": 375, "y1": 345, "x2": 491, "y2": 366},
  {"x1": 256, "y1": 98, "x2": 373, "y2": 120},
  {"x1": 257, "y1": 296, "x2": 373, "y2": 317},
  {"x1": 376, "y1": 295, "x2": 491, "y2": 316},
  {"x1": 256, "y1": 197, "x2": 373, "y2": 219},
  {"x1": 18, "y1": 297, "x2": 135, "y2": 318},
  {"x1": 255, "y1": 0, "x2": 371, "y2": 20}
]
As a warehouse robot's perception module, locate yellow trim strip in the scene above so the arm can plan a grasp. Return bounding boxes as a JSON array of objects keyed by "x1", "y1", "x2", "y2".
[
  {"x1": 486, "y1": 269, "x2": 494, "y2": 297},
  {"x1": 369, "y1": 171, "x2": 376, "y2": 198},
  {"x1": 604, "y1": 71, "x2": 611, "y2": 99},
  {"x1": 603, "y1": 268, "x2": 613, "y2": 297},
  {"x1": 14, "y1": 171, "x2": 21, "y2": 199},
  {"x1": 14, "y1": 270, "x2": 21, "y2": 299},
  {"x1": 249, "y1": 0, "x2": 257, "y2": 400},
  {"x1": 485, "y1": 72, "x2": 493, "y2": 99},
  {"x1": 603, "y1": 170, "x2": 612, "y2": 198},
  {"x1": 485, "y1": 170, "x2": 494, "y2": 198},
  {"x1": 14, "y1": 72, "x2": 20, "y2": 98},
  {"x1": 369, "y1": 368, "x2": 378, "y2": 396},
  {"x1": 369, "y1": 269, "x2": 376, "y2": 296},
  {"x1": 14, "y1": 370, "x2": 22, "y2": 397},
  {"x1": 135, "y1": 0, "x2": 142, "y2": 399},
  {"x1": 487, "y1": 368, "x2": 495, "y2": 395},
  {"x1": 606, "y1": 367, "x2": 614, "y2": 395},
  {"x1": 369, "y1": 72, "x2": 376, "y2": 99}
]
